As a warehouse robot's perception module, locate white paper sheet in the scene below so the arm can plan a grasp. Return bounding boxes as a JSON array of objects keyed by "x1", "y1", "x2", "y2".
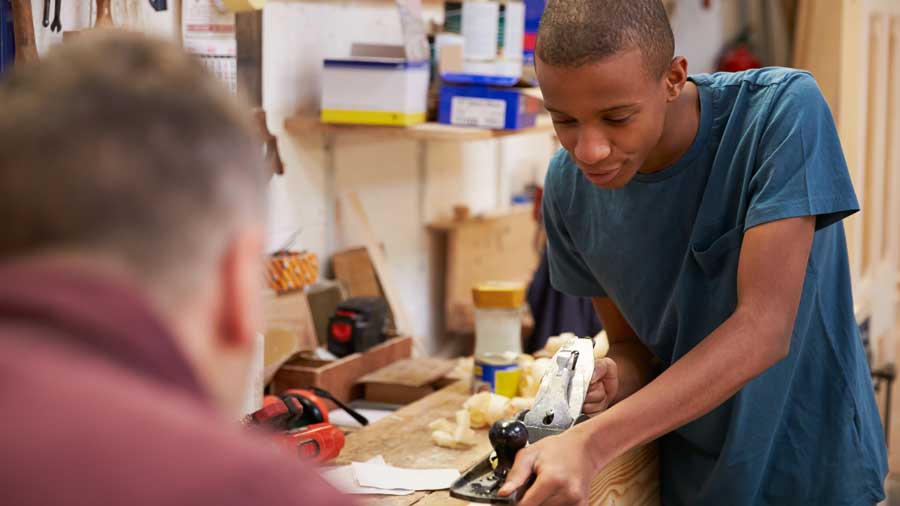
[
  {"x1": 321, "y1": 456, "x2": 415, "y2": 496},
  {"x1": 329, "y1": 408, "x2": 393, "y2": 428},
  {"x1": 352, "y1": 460, "x2": 460, "y2": 491}
]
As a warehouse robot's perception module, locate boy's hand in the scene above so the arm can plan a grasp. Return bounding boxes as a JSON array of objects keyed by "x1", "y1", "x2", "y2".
[
  {"x1": 583, "y1": 357, "x2": 618, "y2": 416},
  {"x1": 497, "y1": 426, "x2": 605, "y2": 506}
]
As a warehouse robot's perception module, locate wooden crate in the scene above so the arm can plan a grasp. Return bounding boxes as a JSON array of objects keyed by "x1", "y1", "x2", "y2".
[{"x1": 270, "y1": 336, "x2": 413, "y2": 407}]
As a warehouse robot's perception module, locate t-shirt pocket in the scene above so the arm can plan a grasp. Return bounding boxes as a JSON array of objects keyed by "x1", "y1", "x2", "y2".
[{"x1": 690, "y1": 225, "x2": 744, "y2": 278}]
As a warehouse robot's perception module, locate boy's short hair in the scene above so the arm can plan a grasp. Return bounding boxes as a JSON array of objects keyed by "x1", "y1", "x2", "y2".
[
  {"x1": 0, "y1": 31, "x2": 265, "y2": 289},
  {"x1": 536, "y1": 0, "x2": 675, "y2": 78}
]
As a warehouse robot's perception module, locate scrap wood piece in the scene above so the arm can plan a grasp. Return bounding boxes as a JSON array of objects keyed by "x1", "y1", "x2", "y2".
[
  {"x1": 344, "y1": 191, "x2": 414, "y2": 340},
  {"x1": 358, "y1": 358, "x2": 456, "y2": 405},
  {"x1": 332, "y1": 247, "x2": 383, "y2": 298},
  {"x1": 431, "y1": 208, "x2": 539, "y2": 334}
]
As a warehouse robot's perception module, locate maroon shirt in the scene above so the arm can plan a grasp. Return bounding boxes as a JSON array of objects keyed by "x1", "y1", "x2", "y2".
[{"x1": 0, "y1": 263, "x2": 355, "y2": 506}]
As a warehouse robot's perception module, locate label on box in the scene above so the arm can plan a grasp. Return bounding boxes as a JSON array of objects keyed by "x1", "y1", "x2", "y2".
[{"x1": 450, "y1": 96, "x2": 507, "y2": 129}]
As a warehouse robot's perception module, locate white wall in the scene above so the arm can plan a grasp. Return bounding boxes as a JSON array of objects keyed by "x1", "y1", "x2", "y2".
[{"x1": 26, "y1": 0, "x2": 733, "y2": 352}]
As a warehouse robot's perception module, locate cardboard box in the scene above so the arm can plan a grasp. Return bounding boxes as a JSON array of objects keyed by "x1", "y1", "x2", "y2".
[
  {"x1": 438, "y1": 84, "x2": 542, "y2": 130},
  {"x1": 271, "y1": 336, "x2": 414, "y2": 407},
  {"x1": 320, "y1": 44, "x2": 429, "y2": 126}
]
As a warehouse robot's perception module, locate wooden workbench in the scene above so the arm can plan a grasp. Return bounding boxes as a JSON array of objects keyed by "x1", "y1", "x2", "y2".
[{"x1": 334, "y1": 381, "x2": 659, "y2": 505}]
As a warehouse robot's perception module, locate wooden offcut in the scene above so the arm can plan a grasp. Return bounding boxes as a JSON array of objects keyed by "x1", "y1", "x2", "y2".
[
  {"x1": 345, "y1": 192, "x2": 414, "y2": 338},
  {"x1": 333, "y1": 381, "x2": 659, "y2": 506},
  {"x1": 306, "y1": 281, "x2": 347, "y2": 345},
  {"x1": 429, "y1": 209, "x2": 539, "y2": 334},
  {"x1": 357, "y1": 357, "x2": 455, "y2": 405},
  {"x1": 271, "y1": 336, "x2": 413, "y2": 407},
  {"x1": 333, "y1": 247, "x2": 384, "y2": 298},
  {"x1": 262, "y1": 290, "x2": 318, "y2": 381}
]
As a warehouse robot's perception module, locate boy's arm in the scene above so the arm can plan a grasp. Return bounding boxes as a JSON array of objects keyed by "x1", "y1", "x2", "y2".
[
  {"x1": 501, "y1": 215, "x2": 815, "y2": 506},
  {"x1": 591, "y1": 297, "x2": 656, "y2": 403}
]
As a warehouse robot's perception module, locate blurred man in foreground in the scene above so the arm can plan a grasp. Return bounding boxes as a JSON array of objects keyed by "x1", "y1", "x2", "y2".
[{"x1": 0, "y1": 31, "x2": 353, "y2": 506}]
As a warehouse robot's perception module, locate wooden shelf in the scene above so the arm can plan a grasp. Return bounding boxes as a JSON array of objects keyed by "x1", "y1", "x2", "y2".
[{"x1": 283, "y1": 114, "x2": 555, "y2": 142}]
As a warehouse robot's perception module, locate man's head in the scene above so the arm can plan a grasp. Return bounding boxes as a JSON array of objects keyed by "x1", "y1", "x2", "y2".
[
  {"x1": 536, "y1": 0, "x2": 689, "y2": 188},
  {"x1": 0, "y1": 31, "x2": 267, "y2": 414}
]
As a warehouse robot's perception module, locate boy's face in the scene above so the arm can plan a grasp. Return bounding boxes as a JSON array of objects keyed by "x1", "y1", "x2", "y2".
[{"x1": 537, "y1": 49, "x2": 673, "y2": 189}]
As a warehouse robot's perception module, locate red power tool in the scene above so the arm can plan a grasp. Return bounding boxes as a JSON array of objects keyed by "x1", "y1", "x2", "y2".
[{"x1": 245, "y1": 387, "x2": 368, "y2": 464}]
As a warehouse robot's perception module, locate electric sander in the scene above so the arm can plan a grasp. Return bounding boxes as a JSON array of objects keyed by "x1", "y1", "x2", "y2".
[{"x1": 450, "y1": 336, "x2": 596, "y2": 504}]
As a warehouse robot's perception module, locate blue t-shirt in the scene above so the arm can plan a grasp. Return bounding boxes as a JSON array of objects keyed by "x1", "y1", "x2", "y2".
[{"x1": 542, "y1": 68, "x2": 887, "y2": 505}]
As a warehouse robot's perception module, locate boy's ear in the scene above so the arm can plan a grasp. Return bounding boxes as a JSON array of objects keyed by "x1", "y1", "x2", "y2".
[{"x1": 665, "y1": 56, "x2": 689, "y2": 102}]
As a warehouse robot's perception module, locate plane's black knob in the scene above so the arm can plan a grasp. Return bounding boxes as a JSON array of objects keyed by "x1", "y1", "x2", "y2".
[{"x1": 489, "y1": 419, "x2": 528, "y2": 479}]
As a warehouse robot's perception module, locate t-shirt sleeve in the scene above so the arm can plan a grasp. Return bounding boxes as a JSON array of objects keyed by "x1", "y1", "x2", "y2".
[
  {"x1": 542, "y1": 159, "x2": 607, "y2": 298},
  {"x1": 745, "y1": 72, "x2": 860, "y2": 231}
]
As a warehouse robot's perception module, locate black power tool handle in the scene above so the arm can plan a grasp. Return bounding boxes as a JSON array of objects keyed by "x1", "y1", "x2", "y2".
[{"x1": 310, "y1": 386, "x2": 369, "y2": 426}]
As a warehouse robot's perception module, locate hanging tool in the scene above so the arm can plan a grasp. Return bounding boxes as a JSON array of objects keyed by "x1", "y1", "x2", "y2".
[
  {"x1": 41, "y1": 0, "x2": 49, "y2": 27},
  {"x1": 245, "y1": 387, "x2": 368, "y2": 463},
  {"x1": 10, "y1": 0, "x2": 38, "y2": 62},
  {"x1": 49, "y1": 0, "x2": 60, "y2": 33},
  {"x1": 95, "y1": 0, "x2": 112, "y2": 27},
  {"x1": 450, "y1": 336, "x2": 596, "y2": 504}
]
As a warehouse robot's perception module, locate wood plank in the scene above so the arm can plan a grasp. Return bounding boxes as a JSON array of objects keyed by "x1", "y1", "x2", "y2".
[
  {"x1": 335, "y1": 381, "x2": 658, "y2": 506},
  {"x1": 262, "y1": 290, "x2": 318, "y2": 381},
  {"x1": 358, "y1": 358, "x2": 454, "y2": 388},
  {"x1": 358, "y1": 358, "x2": 455, "y2": 404},
  {"x1": 284, "y1": 115, "x2": 554, "y2": 144},
  {"x1": 432, "y1": 209, "x2": 539, "y2": 334},
  {"x1": 888, "y1": 20, "x2": 900, "y2": 278},
  {"x1": 838, "y1": 0, "x2": 870, "y2": 286},
  {"x1": 333, "y1": 247, "x2": 384, "y2": 298},
  {"x1": 792, "y1": 0, "x2": 842, "y2": 113},
  {"x1": 345, "y1": 191, "x2": 415, "y2": 340}
]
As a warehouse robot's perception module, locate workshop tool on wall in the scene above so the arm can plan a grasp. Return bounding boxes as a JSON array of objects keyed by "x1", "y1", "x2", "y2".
[
  {"x1": 327, "y1": 296, "x2": 390, "y2": 358},
  {"x1": 41, "y1": 0, "x2": 49, "y2": 27},
  {"x1": 49, "y1": 0, "x2": 60, "y2": 33},
  {"x1": 246, "y1": 388, "x2": 368, "y2": 463},
  {"x1": 10, "y1": 0, "x2": 38, "y2": 62},
  {"x1": 451, "y1": 336, "x2": 595, "y2": 503},
  {"x1": 95, "y1": 0, "x2": 112, "y2": 27}
]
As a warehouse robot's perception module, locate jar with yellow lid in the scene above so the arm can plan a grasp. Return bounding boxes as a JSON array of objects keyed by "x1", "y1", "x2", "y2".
[{"x1": 471, "y1": 282, "x2": 524, "y2": 397}]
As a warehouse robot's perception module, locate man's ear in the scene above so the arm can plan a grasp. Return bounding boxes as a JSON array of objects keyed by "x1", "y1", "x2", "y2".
[
  {"x1": 664, "y1": 56, "x2": 689, "y2": 102},
  {"x1": 216, "y1": 227, "x2": 266, "y2": 349}
]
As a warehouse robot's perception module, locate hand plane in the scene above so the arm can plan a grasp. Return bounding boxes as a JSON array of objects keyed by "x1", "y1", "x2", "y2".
[{"x1": 450, "y1": 336, "x2": 596, "y2": 504}]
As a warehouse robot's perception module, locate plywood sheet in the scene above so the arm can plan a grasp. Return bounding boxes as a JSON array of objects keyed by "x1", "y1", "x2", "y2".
[
  {"x1": 433, "y1": 209, "x2": 539, "y2": 333},
  {"x1": 333, "y1": 247, "x2": 384, "y2": 298}
]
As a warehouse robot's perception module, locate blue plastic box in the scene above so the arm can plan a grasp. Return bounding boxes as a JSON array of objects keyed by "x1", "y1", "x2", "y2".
[{"x1": 438, "y1": 85, "x2": 541, "y2": 130}]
